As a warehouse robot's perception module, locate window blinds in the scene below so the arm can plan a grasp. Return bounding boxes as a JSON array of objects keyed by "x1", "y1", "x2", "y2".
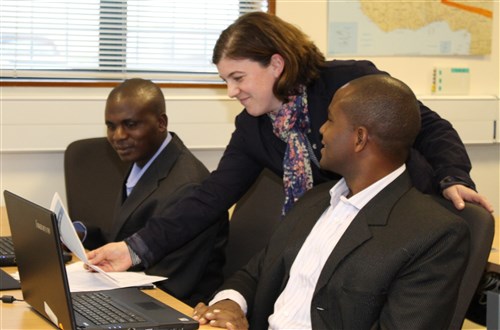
[{"x1": 0, "y1": 0, "x2": 268, "y2": 82}]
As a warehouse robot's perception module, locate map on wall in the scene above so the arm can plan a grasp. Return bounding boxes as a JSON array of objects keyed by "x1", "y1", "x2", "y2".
[{"x1": 328, "y1": 0, "x2": 493, "y2": 56}]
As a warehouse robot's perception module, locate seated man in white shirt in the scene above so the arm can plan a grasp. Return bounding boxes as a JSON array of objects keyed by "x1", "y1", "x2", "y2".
[{"x1": 192, "y1": 74, "x2": 470, "y2": 329}]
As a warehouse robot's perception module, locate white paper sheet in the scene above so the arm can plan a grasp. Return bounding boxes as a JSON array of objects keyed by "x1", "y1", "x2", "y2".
[
  {"x1": 49, "y1": 192, "x2": 167, "y2": 288},
  {"x1": 12, "y1": 262, "x2": 167, "y2": 292},
  {"x1": 50, "y1": 192, "x2": 119, "y2": 285},
  {"x1": 66, "y1": 261, "x2": 167, "y2": 292},
  {"x1": 50, "y1": 192, "x2": 88, "y2": 262}
]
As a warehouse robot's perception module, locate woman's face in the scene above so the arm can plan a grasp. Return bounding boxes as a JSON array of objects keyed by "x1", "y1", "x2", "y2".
[{"x1": 216, "y1": 56, "x2": 284, "y2": 117}]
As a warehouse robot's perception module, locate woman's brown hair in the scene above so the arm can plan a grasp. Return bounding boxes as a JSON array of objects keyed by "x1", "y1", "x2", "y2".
[{"x1": 213, "y1": 12, "x2": 325, "y2": 102}]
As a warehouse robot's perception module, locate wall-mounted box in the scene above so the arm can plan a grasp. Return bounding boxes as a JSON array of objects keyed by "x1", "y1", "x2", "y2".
[{"x1": 418, "y1": 96, "x2": 499, "y2": 144}]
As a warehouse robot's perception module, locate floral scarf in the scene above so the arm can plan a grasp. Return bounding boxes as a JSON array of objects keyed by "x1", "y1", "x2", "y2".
[{"x1": 268, "y1": 85, "x2": 313, "y2": 216}]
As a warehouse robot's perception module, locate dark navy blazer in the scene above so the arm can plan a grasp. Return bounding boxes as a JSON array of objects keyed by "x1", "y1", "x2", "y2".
[{"x1": 128, "y1": 60, "x2": 473, "y2": 270}]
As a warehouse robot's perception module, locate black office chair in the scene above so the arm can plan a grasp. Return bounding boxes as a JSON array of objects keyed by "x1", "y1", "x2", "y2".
[
  {"x1": 223, "y1": 168, "x2": 285, "y2": 279},
  {"x1": 64, "y1": 137, "x2": 130, "y2": 250},
  {"x1": 430, "y1": 196, "x2": 495, "y2": 330}
]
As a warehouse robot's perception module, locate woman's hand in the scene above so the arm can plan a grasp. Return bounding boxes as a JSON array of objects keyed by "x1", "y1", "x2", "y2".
[
  {"x1": 443, "y1": 184, "x2": 494, "y2": 213},
  {"x1": 85, "y1": 242, "x2": 132, "y2": 272}
]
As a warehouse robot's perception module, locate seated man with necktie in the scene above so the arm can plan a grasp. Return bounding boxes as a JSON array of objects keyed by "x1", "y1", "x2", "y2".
[
  {"x1": 85, "y1": 78, "x2": 228, "y2": 306},
  {"x1": 192, "y1": 74, "x2": 470, "y2": 329}
]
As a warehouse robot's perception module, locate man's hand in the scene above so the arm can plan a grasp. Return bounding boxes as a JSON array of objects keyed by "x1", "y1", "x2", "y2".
[
  {"x1": 86, "y1": 242, "x2": 132, "y2": 272},
  {"x1": 192, "y1": 300, "x2": 249, "y2": 330},
  {"x1": 443, "y1": 184, "x2": 494, "y2": 213}
]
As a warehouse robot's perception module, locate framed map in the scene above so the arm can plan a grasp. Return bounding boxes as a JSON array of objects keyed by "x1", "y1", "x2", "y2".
[{"x1": 327, "y1": 0, "x2": 493, "y2": 56}]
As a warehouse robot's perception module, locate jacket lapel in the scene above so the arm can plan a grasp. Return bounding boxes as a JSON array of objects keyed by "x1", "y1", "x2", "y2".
[
  {"x1": 314, "y1": 172, "x2": 413, "y2": 293},
  {"x1": 107, "y1": 134, "x2": 182, "y2": 240}
]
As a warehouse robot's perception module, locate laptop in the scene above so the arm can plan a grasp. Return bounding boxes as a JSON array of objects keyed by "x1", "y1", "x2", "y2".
[
  {"x1": 1, "y1": 235, "x2": 72, "y2": 267},
  {"x1": 0, "y1": 236, "x2": 17, "y2": 266},
  {"x1": 0, "y1": 267, "x2": 21, "y2": 290},
  {"x1": 4, "y1": 190, "x2": 199, "y2": 330}
]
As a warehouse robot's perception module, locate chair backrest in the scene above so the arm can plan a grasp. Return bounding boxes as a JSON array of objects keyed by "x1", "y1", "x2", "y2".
[
  {"x1": 64, "y1": 137, "x2": 130, "y2": 250},
  {"x1": 223, "y1": 168, "x2": 285, "y2": 279},
  {"x1": 430, "y1": 196, "x2": 495, "y2": 329}
]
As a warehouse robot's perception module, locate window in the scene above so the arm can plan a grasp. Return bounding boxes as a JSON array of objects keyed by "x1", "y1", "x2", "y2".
[{"x1": 1, "y1": 0, "x2": 271, "y2": 84}]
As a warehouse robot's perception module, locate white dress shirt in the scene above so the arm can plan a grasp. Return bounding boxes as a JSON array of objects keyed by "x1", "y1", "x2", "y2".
[{"x1": 211, "y1": 165, "x2": 406, "y2": 329}]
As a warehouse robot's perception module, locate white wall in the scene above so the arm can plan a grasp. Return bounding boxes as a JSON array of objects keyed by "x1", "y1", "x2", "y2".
[{"x1": 1, "y1": 0, "x2": 499, "y2": 215}]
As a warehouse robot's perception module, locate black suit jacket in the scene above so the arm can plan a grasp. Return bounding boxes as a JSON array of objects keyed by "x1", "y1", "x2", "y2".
[
  {"x1": 103, "y1": 133, "x2": 228, "y2": 305},
  {"x1": 129, "y1": 60, "x2": 474, "y2": 269},
  {"x1": 220, "y1": 172, "x2": 470, "y2": 329}
]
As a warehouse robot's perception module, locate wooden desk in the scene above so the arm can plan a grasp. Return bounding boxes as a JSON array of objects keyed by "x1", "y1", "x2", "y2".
[{"x1": 0, "y1": 208, "x2": 209, "y2": 329}]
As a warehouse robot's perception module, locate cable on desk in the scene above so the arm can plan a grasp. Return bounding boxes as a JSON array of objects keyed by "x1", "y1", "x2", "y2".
[{"x1": 1, "y1": 295, "x2": 24, "y2": 303}]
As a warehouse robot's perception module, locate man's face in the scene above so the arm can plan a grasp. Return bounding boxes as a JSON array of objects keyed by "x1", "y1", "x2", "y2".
[
  {"x1": 319, "y1": 93, "x2": 354, "y2": 175},
  {"x1": 105, "y1": 97, "x2": 167, "y2": 167}
]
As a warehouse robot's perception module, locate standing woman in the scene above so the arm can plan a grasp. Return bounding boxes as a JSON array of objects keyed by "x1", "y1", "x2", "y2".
[
  {"x1": 211, "y1": 11, "x2": 492, "y2": 214},
  {"x1": 87, "y1": 12, "x2": 492, "y2": 273}
]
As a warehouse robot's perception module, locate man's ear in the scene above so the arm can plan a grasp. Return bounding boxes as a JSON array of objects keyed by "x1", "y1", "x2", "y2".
[
  {"x1": 270, "y1": 54, "x2": 285, "y2": 77},
  {"x1": 354, "y1": 126, "x2": 368, "y2": 152},
  {"x1": 159, "y1": 113, "x2": 168, "y2": 131}
]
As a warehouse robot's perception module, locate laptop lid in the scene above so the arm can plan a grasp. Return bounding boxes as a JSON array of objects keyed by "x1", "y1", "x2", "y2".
[
  {"x1": 4, "y1": 190, "x2": 199, "y2": 330},
  {"x1": 4, "y1": 190, "x2": 76, "y2": 329}
]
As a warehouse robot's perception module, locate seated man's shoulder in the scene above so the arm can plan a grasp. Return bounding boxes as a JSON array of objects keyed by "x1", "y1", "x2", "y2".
[{"x1": 394, "y1": 188, "x2": 468, "y2": 232}]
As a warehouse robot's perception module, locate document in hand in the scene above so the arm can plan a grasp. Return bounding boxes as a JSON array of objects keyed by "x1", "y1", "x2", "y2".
[
  {"x1": 49, "y1": 192, "x2": 167, "y2": 289},
  {"x1": 50, "y1": 192, "x2": 90, "y2": 263}
]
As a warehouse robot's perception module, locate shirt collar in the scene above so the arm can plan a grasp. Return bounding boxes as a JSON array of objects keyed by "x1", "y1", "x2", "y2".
[
  {"x1": 126, "y1": 132, "x2": 172, "y2": 194},
  {"x1": 138, "y1": 132, "x2": 172, "y2": 170},
  {"x1": 329, "y1": 164, "x2": 406, "y2": 210}
]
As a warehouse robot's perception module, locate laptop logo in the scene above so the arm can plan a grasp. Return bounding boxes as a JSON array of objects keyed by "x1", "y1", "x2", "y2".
[{"x1": 35, "y1": 220, "x2": 51, "y2": 235}]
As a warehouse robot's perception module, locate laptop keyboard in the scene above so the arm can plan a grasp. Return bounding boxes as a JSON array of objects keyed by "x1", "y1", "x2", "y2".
[
  {"x1": 0, "y1": 236, "x2": 15, "y2": 255},
  {"x1": 73, "y1": 292, "x2": 146, "y2": 325}
]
